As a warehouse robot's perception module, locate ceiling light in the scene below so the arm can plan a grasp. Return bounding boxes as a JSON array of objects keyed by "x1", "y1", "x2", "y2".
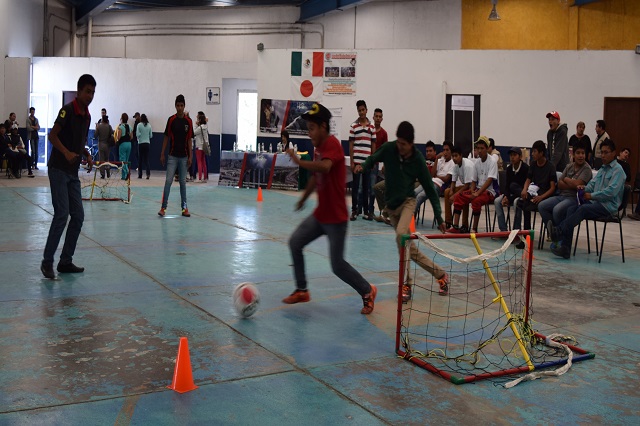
[{"x1": 488, "y1": 0, "x2": 500, "y2": 21}]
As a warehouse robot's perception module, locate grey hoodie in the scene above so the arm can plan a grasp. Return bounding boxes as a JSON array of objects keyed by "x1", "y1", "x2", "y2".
[{"x1": 547, "y1": 122, "x2": 568, "y2": 173}]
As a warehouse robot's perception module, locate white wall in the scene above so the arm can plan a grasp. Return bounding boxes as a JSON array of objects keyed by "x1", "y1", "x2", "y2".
[
  {"x1": 258, "y1": 49, "x2": 640, "y2": 147},
  {"x1": 31, "y1": 57, "x2": 255, "y2": 136}
]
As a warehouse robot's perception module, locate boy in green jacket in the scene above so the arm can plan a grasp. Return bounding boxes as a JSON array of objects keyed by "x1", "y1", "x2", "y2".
[{"x1": 355, "y1": 121, "x2": 449, "y2": 300}]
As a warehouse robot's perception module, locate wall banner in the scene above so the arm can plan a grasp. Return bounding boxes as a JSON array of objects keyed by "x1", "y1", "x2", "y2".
[{"x1": 323, "y1": 52, "x2": 357, "y2": 96}]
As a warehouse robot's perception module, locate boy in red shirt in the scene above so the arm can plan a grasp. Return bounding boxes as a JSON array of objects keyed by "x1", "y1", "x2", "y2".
[{"x1": 283, "y1": 103, "x2": 377, "y2": 315}]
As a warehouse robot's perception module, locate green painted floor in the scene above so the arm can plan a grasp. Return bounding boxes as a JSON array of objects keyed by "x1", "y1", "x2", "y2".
[{"x1": 0, "y1": 173, "x2": 639, "y2": 425}]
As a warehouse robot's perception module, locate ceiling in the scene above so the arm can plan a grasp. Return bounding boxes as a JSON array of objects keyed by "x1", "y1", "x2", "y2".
[
  {"x1": 64, "y1": 0, "x2": 603, "y2": 25},
  {"x1": 63, "y1": 0, "x2": 378, "y2": 25}
]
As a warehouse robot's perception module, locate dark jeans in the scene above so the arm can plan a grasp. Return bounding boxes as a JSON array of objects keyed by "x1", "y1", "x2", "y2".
[
  {"x1": 138, "y1": 143, "x2": 150, "y2": 178},
  {"x1": 162, "y1": 155, "x2": 187, "y2": 209},
  {"x1": 30, "y1": 137, "x2": 39, "y2": 166},
  {"x1": 43, "y1": 167, "x2": 84, "y2": 266},
  {"x1": 351, "y1": 169, "x2": 370, "y2": 214},
  {"x1": 557, "y1": 201, "x2": 610, "y2": 248},
  {"x1": 289, "y1": 214, "x2": 371, "y2": 296},
  {"x1": 517, "y1": 198, "x2": 540, "y2": 230}
]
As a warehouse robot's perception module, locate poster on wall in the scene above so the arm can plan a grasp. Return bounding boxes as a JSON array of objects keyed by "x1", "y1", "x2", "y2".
[
  {"x1": 218, "y1": 151, "x2": 245, "y2": 187},
  {"x1": 239, "y1": 152, "x2": 276, "y2": 189},
  {"x1": 259, "y1": 99, "x2": 315, "y2": 136},
  {"x1": 271, "y1": 154, "x2": 299, "y2": 191},
  {"x1": 323, "y1": 52, "x2": 357, "y2": 96}
]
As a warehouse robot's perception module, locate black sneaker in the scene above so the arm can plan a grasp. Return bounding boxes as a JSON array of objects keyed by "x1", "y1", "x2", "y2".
[
  {"x1": 551, "y1": 245, "x2": 570, "y2": 259},
  {"x1": 41, "y1": 262, "x2": 56, "y2": 279},
  {"x1": 57, "y1": 263, "x2": 85, "y2": 273}
]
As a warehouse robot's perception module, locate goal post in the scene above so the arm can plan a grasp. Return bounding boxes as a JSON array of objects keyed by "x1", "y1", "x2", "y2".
[
  {"x1": 396, "y1": 230, "x2": 595, "y2": 386},
  {"x1": 80, "y1": 161, "x2": 131, "y2": 203}
]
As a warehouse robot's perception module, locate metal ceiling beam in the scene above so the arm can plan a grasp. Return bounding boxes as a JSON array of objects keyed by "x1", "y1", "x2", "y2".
[
  {"x1": 76, "y1": 0, "x2": 117, "y2": 24},
  {"x1": 299, "y1": 0, "x2": 372, "y2": 22}
]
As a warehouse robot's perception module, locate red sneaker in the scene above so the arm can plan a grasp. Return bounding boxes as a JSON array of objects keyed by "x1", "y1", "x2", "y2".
[
  {"x1": 282, "y1": 289, "x2": 310, "y2": 304},
  {"x1": 158, "y1": 208, "x2": 166, "y2": 217},
  {"x1": 182, "y1": 208, "x2": 191, "y2": 217},
  {"x1": 361, "y1": 284, "x2": 377, "y2": 314},
  {"x1": 446, "y1": 227, "x2": 460, "y2": 234},
  {"x1": 402, "y1": 284, "x2": 412, "y2": 303},
  {"x1": 437, "y1": 273, "x2": 449, "y2": 296}
]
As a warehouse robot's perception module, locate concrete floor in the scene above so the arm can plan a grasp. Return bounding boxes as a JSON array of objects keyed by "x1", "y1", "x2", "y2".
[{"x1": 0, "y1": 168, "x2": 639, "y2": 425}]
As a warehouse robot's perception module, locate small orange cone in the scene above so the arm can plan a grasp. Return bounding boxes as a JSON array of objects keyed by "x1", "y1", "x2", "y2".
[
  {"x1": 409, "y1": 215, "x2": 416, "y2": 233},
  {"x1": 257, "y1": 187, "x2": 263, "y2": 202},
  {"x1": 167, "y1": 337, "x2": 198, "y2": 393}
]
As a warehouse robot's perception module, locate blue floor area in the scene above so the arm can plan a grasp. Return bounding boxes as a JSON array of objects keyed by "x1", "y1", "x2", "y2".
[{"x1": 0, "y1": 182, "x2": 639, "y2": 425}]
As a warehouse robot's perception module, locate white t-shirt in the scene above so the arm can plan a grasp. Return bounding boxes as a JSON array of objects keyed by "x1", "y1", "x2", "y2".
[
  {"x1": 474, "y1": 155, "x2": 499, "y2": 196},
  {"x1": 433, "y1": 158, "x2": 455, "y2": 188},
  {"x1": 451, "y1": 158, "x2": 475, "y2": 186}
]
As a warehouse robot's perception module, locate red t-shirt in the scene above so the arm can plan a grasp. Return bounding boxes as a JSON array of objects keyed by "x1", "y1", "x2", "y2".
[
  {"x1": 313, "y1": 135, "x2": 348, "y2": 224},
  {"x1": 374, "y1": 126, "x2": 388, "y2": 149}
]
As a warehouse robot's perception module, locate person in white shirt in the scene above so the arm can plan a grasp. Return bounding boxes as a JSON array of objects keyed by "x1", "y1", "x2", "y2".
[
  {"x1": 449, "y1": 136, "x2": 499, "y2": 233},
  {"x1": 443, "y1": 145, "x2": 475, "y2": 230},
  {"x1": 415, "y1": 141, "x2": 454, "y2": 216}
]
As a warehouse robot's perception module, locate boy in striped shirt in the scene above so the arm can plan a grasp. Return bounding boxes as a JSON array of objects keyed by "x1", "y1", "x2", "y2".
[{"x1": 349, "y1": 100, "x2": 376, "y2": 221}]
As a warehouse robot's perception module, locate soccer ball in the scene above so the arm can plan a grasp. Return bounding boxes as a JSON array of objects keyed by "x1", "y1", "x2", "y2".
[{"x1": 233, "y1": 282, "x2": 260, "y2": 318}]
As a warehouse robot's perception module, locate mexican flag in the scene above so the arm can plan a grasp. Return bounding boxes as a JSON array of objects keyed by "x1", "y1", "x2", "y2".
[
  {"x1": 291, "y1": 51, "x2": 324, "y2": 77},
  {"x1": 291, "y1": 51, "x2": 323, "y2": 99}
]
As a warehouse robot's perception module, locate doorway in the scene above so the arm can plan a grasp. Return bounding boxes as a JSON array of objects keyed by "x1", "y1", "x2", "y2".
[
  {"x1": 237, "y1": 90, "x2": 258, "y2": 152},
  {"x1": 445, "y1": 94, "x2": 481, "y2": 158},
  {"x1": 604, "y1": 97, "x2": 640, "y2": 183}
]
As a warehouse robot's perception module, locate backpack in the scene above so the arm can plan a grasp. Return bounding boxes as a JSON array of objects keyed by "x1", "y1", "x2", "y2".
[{"x1": 118, "y1": 124, "x2": 131, "y2": 143}]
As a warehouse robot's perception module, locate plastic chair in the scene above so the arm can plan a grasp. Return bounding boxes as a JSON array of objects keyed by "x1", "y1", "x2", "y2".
[{"x1": 572, "y1": 185, "x2": 629, "y2": 263}]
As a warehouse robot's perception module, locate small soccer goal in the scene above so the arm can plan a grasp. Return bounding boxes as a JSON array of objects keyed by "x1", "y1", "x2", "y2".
[
  {"x1": 80, "y1": 161, "x2": 131, "y2": 203},
  {"x1": 396, "y1": 230, "x2": 595, "y2": 387}
]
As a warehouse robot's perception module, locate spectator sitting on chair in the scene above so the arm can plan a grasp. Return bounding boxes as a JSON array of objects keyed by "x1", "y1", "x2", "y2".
[
  {"x1": 415, "y1": 140, "x2": 454, "y2": 216},
  {"x1": 448, "y1": 136, "x2": 499, "y2": 234},
  {"x1": 516, "y1": 140, "x2": 557, "y2": 231},
  {"x1": 493, "y1": 147, "x2": 529, "y2": 236},
  {"x1": 1, "y1": 122, "x2": 24, "y2": 178},
  {"x1": 538, "y1": 142, "x2": 592, "y2": 247},
  {"x1": 444, "y1": 145, "x2": 475, "y2": 231},
  {"x1": 548, "y1": 139, "x2": 626, "y2": 259},
  {"x1": 617, "y1": 147, "x2": 631, "y2": 184},
  {"x1": 9, "y1": 124, "x2": 34, "y2": 177}
]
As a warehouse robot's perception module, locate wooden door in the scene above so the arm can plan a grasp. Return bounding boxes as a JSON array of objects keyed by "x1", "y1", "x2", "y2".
[{"x1": 604, "y1": 97, "x2": 640, "y2": 184}]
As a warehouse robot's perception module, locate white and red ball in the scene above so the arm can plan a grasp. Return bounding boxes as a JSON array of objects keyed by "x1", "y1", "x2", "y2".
[{"x1": 233, "y1": 282, "x2": 260, "y2": 318}]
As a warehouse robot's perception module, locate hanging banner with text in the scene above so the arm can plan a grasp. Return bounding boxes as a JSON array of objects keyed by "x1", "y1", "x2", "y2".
[{"x1": 323, "y1": 52, "x2": 357, "y2": 96}]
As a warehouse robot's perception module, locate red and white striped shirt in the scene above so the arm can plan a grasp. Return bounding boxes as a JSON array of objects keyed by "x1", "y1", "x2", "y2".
[{"x1": 349, "y1": 119, "x2": 376, "y2": 165}]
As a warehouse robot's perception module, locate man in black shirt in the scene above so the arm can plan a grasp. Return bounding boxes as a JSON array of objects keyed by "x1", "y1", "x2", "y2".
[
  {"x1": 517, "y1": 140, "x2": 557, "y2": 231},
  {"x1": 159, "y1": 94, "x2": 193, "y2": 217},
  {"x1": 41, "y1": 74, "x2": 95, "y2": 279}
]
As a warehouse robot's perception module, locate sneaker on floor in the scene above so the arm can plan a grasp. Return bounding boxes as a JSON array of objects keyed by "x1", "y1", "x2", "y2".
[
  {"x1": 437, "y1": 273, "x2": 449, "y2": 296},
  {"x1": 363, "y1": 213, "x2": 373, "y2": 221},
  {"x1": 446, "y1": 226, "x2": 460, "y2": 234},
  {"x1": 551, "y1": 244, "x2": 570, "y2": 259},
  {"x1": 350, "y1": 212, "x2": 358, "y2": 221},
  {"x1": 361, "y1": 284, "x2": 377, "y2": 314},
  {"x1": 57, "y1": 262, "x2": 84, "y2": 273},
  {"x1": 460, "y1": 226, "x2": 470, "y2": 233},
  {"x1": 158, "y1": 208, "x2": 166, "y2": 217},
  {"x1": 402, "y1": 284, "x2": 412, "y2": 304},
  {"x1": 282, "y1": 289, "x2": 311, "y2": 304},
  {"x1": 28, "y1": 173, "x2": 34, "y2": 178},
  {"x1": 182, "y1": 208, "x2": 191, "y2": 217},
  {"x1": 40, "y1": 262, "x2": 55, "y2": 279}
]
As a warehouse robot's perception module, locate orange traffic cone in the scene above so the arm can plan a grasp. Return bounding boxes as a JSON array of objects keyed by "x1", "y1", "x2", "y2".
[
  {"x1": 167, "y1": 337, "x2": 198, "y2": 393},
  {"x1": 409, "y1": 215, "x2": 416, "y2": 233},
  {"x1": 257, "y1": 187, "x2": 263, "y2": 202}
]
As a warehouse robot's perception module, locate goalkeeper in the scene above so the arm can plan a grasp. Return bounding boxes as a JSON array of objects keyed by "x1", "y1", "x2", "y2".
[{"x1": 354, "y1": 121, "x2": 449, "y2": 299}]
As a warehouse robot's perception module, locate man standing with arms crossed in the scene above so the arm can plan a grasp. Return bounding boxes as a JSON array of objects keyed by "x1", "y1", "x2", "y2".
[
  {"x1": 158, "y1": 94, "x2": 193, "y2": 217},
  {"x1": 41, "y1": 74, "x2": 96, "y2": 279},
  {"x1": 26, "y1": 107, "x2": 40, "y2": 169}
]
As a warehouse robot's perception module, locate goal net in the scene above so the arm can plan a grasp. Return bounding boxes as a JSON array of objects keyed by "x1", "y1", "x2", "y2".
[
  {"x1": 80, "y1": 161, "x2": 131, "y2": 203},
  {"x1": 396, "y1": 230, "x2": 594, "y2": 386}
]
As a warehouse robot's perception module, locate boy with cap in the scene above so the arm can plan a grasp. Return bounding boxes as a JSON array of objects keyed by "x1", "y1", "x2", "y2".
[
  {"x1": 283, "y1": 103, "x2": 377, "y2": 315},
  {"x1": 493, "y1": 147, "x2": 529, "y2": 234},
  {"x1": 449, "y1": 136, "x2": 499, "y2": 234},
  {"x1": 159, "y1": 94, "x2": 193, "y2": 217},
  {"x1": 355, "y1": 121, "x2": 449, "y2": 301},
  {"x1": 546, "y1": 111, "x2": 569, "y2": 173}
]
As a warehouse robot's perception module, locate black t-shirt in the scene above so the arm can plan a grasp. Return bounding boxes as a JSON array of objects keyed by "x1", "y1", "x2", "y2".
[
  {"x1": 528, "y1": 158, "x2": 557, "y2": 195},
  {"x1": 48, "y1": 99, "x2": 91, "y2": 175},
  {"x1": 569, "y1": 134, "x2": 592, "y2": 160},
  {"x1": 164, "y1": 115, "x2": 192, "y2": 158}
]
